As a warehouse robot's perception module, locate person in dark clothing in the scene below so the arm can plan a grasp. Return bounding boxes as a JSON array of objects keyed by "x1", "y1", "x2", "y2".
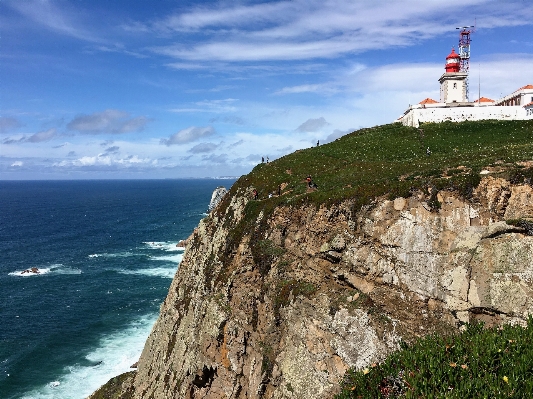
[
  {"x1": 306, "y1": 175, "x2": 318, "y2": 189},
  {"x1": 252, "y1": 189, "x2": 258, "y2": 200}
]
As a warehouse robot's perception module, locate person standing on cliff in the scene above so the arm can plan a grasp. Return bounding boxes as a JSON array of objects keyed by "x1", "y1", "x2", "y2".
[{"x1": 252, "y1": 189, "x2": 258, "y2": 200}]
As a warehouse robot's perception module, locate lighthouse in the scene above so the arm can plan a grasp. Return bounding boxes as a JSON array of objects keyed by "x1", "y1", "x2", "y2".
[{"x1": 439, "y1": 48, "x2": 468, "y2": 103}]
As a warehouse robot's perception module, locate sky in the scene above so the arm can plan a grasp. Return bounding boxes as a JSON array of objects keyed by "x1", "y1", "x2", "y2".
[{"x1": 1, "y1": 0, "x2": 532, "y2": 180}]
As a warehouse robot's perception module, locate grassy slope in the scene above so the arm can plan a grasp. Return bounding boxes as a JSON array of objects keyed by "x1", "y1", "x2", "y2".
[{"x1": 230, "y1": 120, "x2": 533, "y2": 209}]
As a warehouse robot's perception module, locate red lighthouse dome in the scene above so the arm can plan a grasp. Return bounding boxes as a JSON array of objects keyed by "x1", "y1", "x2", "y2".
[{"x1": 445, "y1": 48, "x2": 461, "y2": 73}]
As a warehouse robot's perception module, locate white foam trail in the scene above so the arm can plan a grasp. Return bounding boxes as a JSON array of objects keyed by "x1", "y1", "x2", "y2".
[
  {"x1": 87, "y1": 252, "x2": 136, "y2": 259},
  {"x1": 143, "y1": 241, "x2": 185, "y2": 252},
  {"x1": 20, "y1": 314, "x2": 158, "y2": 399},
  {"x1": 150, "y1": 253, "x2": 183, "y2": 263},
  {"x1": 119, "y1": 266, "x2": 177, "y2": 279}
]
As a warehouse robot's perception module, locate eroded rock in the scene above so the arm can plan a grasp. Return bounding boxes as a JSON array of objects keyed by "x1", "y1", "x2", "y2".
[{"x1": 113, "y1": 178, "x2": 533, "y2": 399}]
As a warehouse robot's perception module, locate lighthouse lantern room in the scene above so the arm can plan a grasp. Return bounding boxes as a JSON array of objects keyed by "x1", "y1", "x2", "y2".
[{"x1": 439, "y1": 48, "x2": 467, "y2": 103}]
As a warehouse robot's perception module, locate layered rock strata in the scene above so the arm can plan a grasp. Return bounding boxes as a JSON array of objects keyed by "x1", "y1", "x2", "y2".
[{"x1": 104, "y1": 176, "x2": 533, "y2": 399}]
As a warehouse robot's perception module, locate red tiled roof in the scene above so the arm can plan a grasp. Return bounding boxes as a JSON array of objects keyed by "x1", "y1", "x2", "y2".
[
  {"x1": 419, "y1": 98, "x2": 438, "y2": 104},
  {"x1": 474, "y1": 97, "x2": 495, "y2": 103},
  {"x1": 524, "y1": 101, "x2": 533, "y2": 108},
  {"x1": 519, "y1": 84, "x2": 533, "y2": 90}
]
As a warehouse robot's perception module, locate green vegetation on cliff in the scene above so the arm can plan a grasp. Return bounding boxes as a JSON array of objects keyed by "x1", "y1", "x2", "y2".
[
  {"x1": 227, "y1": 120, "x2": 533, "y2": 210},
  {"x1": 336, "y1": 319, "x2": 533, "y2": 398}
]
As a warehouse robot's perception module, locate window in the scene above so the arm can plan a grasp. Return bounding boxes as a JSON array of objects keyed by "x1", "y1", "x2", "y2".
[{"x1": 453, "y1": 83, "x2": 457, "y2": 89}]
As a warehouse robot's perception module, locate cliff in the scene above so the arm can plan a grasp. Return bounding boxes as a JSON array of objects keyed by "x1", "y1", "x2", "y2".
[{"x1": 90, "y1": 120, "x2": 533, "y2": 399}]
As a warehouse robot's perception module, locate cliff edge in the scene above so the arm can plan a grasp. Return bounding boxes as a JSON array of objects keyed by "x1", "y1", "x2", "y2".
[{"x1": 90, "y1": 120, "x2": 533, "y2": 399}]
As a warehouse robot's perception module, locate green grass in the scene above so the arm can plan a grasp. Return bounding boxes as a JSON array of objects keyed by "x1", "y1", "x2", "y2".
[
  {"x1": 230, "y1": 120, "x2": 533, "y2": 209},
  {"x1": 336, "y1": 319, "x2": 533, "y2": 398}
]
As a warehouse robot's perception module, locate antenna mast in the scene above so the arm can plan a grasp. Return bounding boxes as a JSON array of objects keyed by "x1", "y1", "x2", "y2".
[{"x1": 456, "y1": 25, "x2": 475, "y2": 101}]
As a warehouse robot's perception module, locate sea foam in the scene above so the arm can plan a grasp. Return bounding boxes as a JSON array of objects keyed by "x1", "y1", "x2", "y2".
[
  {"x1": 8, "y1": 264, "x2": 82, "y2": 277},
  {"x1": 143, "y1": 241, "x2": 185, "y2": 252},
  {"x1": 150, "y1": 253, "x2": 183, "y2": 263},
  {"x1": 20, "y1": 314, "x2": 157, "y2": 399},
  {"x1": 119, "y1": 266, "x2": 178, "y2": 279}
]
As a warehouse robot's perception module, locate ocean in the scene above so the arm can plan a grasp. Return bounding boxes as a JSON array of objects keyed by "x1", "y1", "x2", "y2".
[{"x1": 0, "y1": 179, "x2": 235, "y2": 399}]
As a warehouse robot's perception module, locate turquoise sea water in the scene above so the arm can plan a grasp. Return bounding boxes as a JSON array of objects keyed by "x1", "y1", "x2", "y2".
[{"x1": 0, "y1": 179, "x2": 235, "y2": 399}]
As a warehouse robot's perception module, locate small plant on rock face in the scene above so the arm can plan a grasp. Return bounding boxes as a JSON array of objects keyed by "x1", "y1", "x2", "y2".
[{"x1": 336, "y1": 317, "x2": 533, "y2": 398}]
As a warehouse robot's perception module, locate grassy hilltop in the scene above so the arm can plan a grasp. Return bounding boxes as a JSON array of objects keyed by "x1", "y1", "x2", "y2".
[
  {"x1": 233, "y1": 120, "x2": 533, "y2": 207},
  {"x1": 220, "y1": 119, "x2": 533, "y2": 398}
]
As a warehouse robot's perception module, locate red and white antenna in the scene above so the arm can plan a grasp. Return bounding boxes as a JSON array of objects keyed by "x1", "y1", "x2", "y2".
[{"x1": 456, "y1": 24, "x2": 475, "y2": 101}]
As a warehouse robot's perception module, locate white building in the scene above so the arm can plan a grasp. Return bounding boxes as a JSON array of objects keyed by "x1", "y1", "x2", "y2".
[{"x1": 397, "y1": 49, "x2": 533, "y2": 127}]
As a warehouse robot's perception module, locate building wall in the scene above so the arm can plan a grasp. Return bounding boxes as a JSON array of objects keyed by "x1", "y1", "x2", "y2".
[
  {"x1": 495, "y1": 89, "x2": 533, "y2": 107},
  {"x1": 439, "y1": 73, "x2": 467, "y2": 103},
  {"x1": 441, "y1": 79, "x2": 466, "y2": 103},
  {"x1": 400, "y1": 106, "x2": 530, "y2": 128}
]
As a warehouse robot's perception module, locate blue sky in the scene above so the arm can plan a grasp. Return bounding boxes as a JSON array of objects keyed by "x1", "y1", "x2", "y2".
[{"x1": 1, "y1": 0, "x2": 532, "y2": 179}]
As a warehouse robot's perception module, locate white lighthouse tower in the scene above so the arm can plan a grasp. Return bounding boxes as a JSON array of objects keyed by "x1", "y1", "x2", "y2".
[{"x1": 438, "y1": 48, "x2": 467, "y2": 103}]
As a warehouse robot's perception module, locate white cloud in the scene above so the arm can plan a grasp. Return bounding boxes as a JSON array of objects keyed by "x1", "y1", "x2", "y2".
[
  {"x1": 296, "y1": 117, "x2": 329, "y2": 132},
  {"x1": 7, "y1": 0, "x2": 100, "y2": 42},
  {"x1": 161, "y1": 126, "x2": 215, "y2": 146},
  {"x1": 67, "y1": 110, "x2": 150, "y2": 134},
  {"x1": 11, "y1": 161, "x2": 23, "y2": 167},
  {"x1": 276, "y1": 84, "x2": 333, "y2": 95},
  {"x1": 169, "y1": 99, "x2": 238, "y2": 114},
  {"x1": 189, "y1": 142, "x2": 218, "y2": 153},
  {"x1": 148, "y1": 0, "x2": 533, "y2": 63},
  {"x1": 27, "y1": 128, "x2": 57, "y2": 143}
]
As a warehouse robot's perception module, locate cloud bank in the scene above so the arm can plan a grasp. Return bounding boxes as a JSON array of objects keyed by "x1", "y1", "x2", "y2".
[
  {"x1": 160, "y1": 126, "x2": 216, "y2": 146},
  {"x1": 67, "y1": 110, "x2": 150, "y2": 134}
]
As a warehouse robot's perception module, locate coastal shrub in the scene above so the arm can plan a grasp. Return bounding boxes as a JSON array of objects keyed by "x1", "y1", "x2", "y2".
[{"x1": 336, "y1": 318, "x2": 533, "y2": 398}]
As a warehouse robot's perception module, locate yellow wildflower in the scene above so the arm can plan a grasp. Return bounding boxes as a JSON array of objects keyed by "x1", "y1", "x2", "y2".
[
  {"x1": 503, "y1": 376, "x2": 509, "y2": 383},
  {"x1": 449, "y1": 362, "x2": 457, "y2": 367},
  {"x1": 363, "y1": 368, "x2": 370, "y2": 375}
]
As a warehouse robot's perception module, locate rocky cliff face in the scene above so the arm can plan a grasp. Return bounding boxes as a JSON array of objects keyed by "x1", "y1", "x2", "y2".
[
  {"x1": 208, "y1": 187, "x2": 229, "y2": 212},
  {"x1": 114, "y1": 176, "x2": 533, "y2": 399}
]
